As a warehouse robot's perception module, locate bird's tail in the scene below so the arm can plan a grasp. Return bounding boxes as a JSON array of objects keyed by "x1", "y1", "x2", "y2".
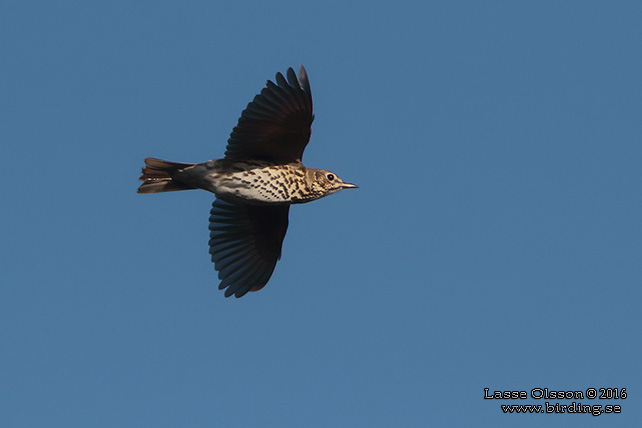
[{"x1": 137, "y1": 157, "x2": 197, "y2": 194}]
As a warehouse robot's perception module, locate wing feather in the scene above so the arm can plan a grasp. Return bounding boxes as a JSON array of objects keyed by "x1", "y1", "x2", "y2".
[
  {"x1": 208, "y1": 198, "x2": 289, "y2": 298},
  {"x1": 224, "y1": 65, "x2": 314, "y2": 163}
]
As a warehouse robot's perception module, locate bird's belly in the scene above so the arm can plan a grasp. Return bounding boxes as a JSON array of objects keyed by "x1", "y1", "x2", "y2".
[{"x1": 208, "y1": 171, "x2": 294, "y2": 205}]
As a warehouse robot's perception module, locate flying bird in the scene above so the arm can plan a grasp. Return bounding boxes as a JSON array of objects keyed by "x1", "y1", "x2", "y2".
[{"x1": 138, "y1": 65, "x2": 357, "y2": 298}]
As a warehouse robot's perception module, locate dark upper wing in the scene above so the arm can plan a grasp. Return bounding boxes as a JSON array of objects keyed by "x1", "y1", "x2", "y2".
[
  {"x1": 224, "y1": 65, "x2": 314, "y2": 163},
  {"x1": 208, "y1": 198, "x2": 290, "y2": 298}
]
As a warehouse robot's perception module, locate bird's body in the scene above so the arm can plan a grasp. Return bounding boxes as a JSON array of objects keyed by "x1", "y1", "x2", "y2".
[
  {"x1": 138, "y1": 66, "x2": 356, "y2": 298},
  {"x1": 154, "y1": 158, "x2": 348, "y2": 205}
]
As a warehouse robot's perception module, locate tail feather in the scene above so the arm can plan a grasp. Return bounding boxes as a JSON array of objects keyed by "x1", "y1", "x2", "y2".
[{"x1": 138, "y1": 157, "x2": 196, "y2": 194}]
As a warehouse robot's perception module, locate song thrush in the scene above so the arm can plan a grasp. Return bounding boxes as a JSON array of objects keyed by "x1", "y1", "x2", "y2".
[{"x1": 138, "y1": 66, "x2": 357, "y2": 298}]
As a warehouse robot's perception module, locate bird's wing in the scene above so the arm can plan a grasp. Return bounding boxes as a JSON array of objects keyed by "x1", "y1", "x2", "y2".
[
  {"x1": 208, "y1": 198, "x2": 290, "y2": 298},
  {"x1": 224, "y1": 65, "x2": 314, "y2": 163}
]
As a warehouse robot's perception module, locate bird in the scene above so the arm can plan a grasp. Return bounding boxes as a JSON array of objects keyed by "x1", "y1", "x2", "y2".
[{"x1": 138, "y1": 65, "x2": 357, "y2": 298}]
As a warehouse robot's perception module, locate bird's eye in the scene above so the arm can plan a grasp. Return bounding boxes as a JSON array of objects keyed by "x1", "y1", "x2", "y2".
[{"x1": 327, "y1": 174, "x2": 334, "y2": 181}]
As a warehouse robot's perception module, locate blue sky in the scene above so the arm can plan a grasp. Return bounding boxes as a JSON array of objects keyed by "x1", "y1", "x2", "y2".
[{"x1": 2, "y1": 1, "x2": 641, "y2": 426}]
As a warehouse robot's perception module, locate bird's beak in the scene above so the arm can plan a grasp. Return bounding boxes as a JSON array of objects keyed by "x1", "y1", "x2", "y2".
[{"x1": 341, "y1": 182, "x2": 359, "y2": 189}]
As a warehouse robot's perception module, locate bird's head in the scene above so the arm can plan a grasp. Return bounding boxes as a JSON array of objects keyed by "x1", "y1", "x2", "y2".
[{"x1": 309, "y1": 169, "x2": 358, "y2": 198}]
